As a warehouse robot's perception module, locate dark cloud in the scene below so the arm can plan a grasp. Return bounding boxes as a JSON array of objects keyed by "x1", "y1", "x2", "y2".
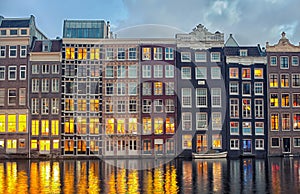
[{"x1": 116, "y1": 0, "x2": 300, "y2": 46}]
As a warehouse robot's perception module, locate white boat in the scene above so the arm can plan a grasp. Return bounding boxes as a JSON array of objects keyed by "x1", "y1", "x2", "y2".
[{"x1": 192, "y1": 151, "x2": 228, "y2": 159}]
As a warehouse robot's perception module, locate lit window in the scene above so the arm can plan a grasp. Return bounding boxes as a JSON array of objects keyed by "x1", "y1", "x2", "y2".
[
  {"x1": 128, "y1": 118, "x2": 137, "y2": 133},
  {"x1": 143, "y1": 139, "x2": 152, "y2": 154},
  {"x1": 7, "y1": 139, "x2": 17, "y2": 150},
  {"x1": 106, "y1": 118, "x2": 114, "y2": 134},
  {"x1": 77, "y1": 48, "x2": 87, "y2": 60},
  {"x1": 230, "y1": 122, "x2": 239, "y2": 135},
  {"x1": 77, "y1": 117, "x2": 87, "y2": 134},
  {"x1": 281, "y1": 93, "x2": 290, "y2": 107},
  {"x1": 280, "y1": 74, "x2": 289, "y2": 88},
  {"x1": 90, "y1": 118, "x2": 99, "y2": 134},
  {"x1": 242, "y1": 68, "x2": 251, "y2": 79},
  {"x1": 31, "y1": 140, "x2": 38, "y2": 150},
  {"x1": 53, "y1": 140, "x2": 59, "y2": 149},
  {"x1": 8, "y1": 115, "x2": 16, "y2": 132},
  {"x1": 181, "y1": 67, "x2": 191, "y2": 79},
  {"x1": 242, "y1": 99, "x2": 251, "y2": 118},
  {"x1": 166, "y1": 138, "x2": 175, "y2": 154},
  {"x1": 242, "y1": 122, "x2": 251, "y2": 135},
  {"x1": 282, "y1": 113, "x2": 290, "y2": 131},
  {"x1": 90, "y1": 99, "x2": 99, "y2": 112},
  {"x1": 154, "y1": 47, "x2": 162, "y2": 60},
  {"x1": 51, "y1": 120, "x2": 59, "y2": 136},
  {"x1": 166, "y1": 117, "x2": 175, "y2": 134},
  {"x1": 65, "y1": 47, "x2": 75, "y2": 59},
  {"x1": 154, "y1": 118, "x2": 163, "y2": 134},
  {"x1": 64, "y1": 118, "x2": 74, "y2": 134},
  {"x1": 212, "y1": 134, "x2": 222, "y2": 149},
  {"x1": 165, "y1": 47, "x2": 174, "y2": 60},
  {"x1": 230, "y1": 99, "x2": 239, "y2": 118},
  {"x1": 105, "y1": 100, "x2": 114, "y2": 113},
  {"x1": 270, "y1": 93, "x2": 278, "y2": 107},
  {"x1": 182, "y1": 135, "x2": 192, "y2": 149},
  {"x1": 41, "y1": 120, "x2": 49, "y2": 135},
  {"x1": 196, "y1": 113, "x2": 207, "y2": 130},
  {"x1": 293, "y1": 94, "x2": 300, "y2": 107},
  {"x1": 142, "y1": 48, "x2": 151, "y2": 60},
  {"x1": 40, "y1": 140, "x2": 50, "y2": 152},
  {"x1": 154, "y1": 82, "x2": 163, "y2": 95},
  {"x1": 182, "y1": 112, "x2": 192, "y2": 130},
  {"x1": 271, "y1": 113, "x2": 279, "y2": 131},
  {"x1": 293, "y1": 113, "x2": 300, "y2": 130},
  {"x1": 269, "y1": 74, "x2": 278, "y2": 87},
  {"x1": 181, "y1": 52, "x2": 191, "y2": 62},
  {"x1": 229, "y1": 68, "x2": 239, "y2": 79},
  {"x1": 65, "y1": 99, "x2": 74, "y2": 111},
  {"x1": 31, "y1": 120, "x2": 39, "y2": 136},
  {"x1": 182, "y1": 88, "x2": 191, "y2": 107},
  {"x1": 143, "y1": 118, "x2": 152, "y2": 134},
  {"x1": 78, "y1": 99, "x2": 87, "y2": 111},
  {"x1": 211, "y1": 67, "x2": 221, "y2": 79},
  {"x1": 0, "y1": 115, "x2": 5, "y2": 132},
  {"x1": 117, "y1": 48, "x2": 125, "y2": 60},
  {"x1": 18, "y1": 114, "x2": 26, "y2": 132},
  {"x1": 254, "y1": 69, "x2": 263, "y2": 79},
  {"x1": 90, "y1": 48, "x2": 100, "y2": 60},
  {"x1": 64, "y1": 140, "x2": 74, "y2": 152}
]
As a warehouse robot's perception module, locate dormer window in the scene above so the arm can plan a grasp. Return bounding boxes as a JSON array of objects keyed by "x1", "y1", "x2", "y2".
[
  {"x1": 240, "y1": 49, "x2": 247, "y2": 56},
  {"x1": 10, "y1": 29, "x2": 17, "y2": 35},
  {"x1": 21, "y1": 29, "x2": 27, "y2": 35},
  {"x1": 42, "y1": 41, "x2": 51, "y2": 52},
  {"x1": 0, "y1": 30, "x2": 6, "y2": 36}
]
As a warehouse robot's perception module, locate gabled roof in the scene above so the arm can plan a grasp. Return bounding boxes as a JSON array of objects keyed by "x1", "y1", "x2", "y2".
[
  {"x1": 225, "y1": 34, "x2": 239, "y2": 47},
  {"x1": 224, "y1": 46, "x2": 262, "y2": 56}
]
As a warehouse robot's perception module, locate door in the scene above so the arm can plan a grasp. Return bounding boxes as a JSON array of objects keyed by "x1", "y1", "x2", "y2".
[
  {"x1": 243, "y1": 140, "x2": 252, "y2": 153},
  {"x1": 283, "y1": 138, "x2": 291, "y2": 153}
]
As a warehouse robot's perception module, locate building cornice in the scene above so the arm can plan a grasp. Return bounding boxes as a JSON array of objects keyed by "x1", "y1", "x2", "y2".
[{"x1": 266, "y1": 32, "x2": 300, "y2": 52}]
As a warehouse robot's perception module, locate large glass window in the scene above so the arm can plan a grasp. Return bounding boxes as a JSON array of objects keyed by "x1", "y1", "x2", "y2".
[
  {"x1": 211, "y1": 52, "x2": 220, "y2": 62},
  {"x1": 9, "y1": 46, "x2": 17, "y2": 57},
  {"x1": 154, "y1": 99, "x2": 163, "y2": 113},
  {"x1": 142, "y1": 65, "x2": 151, "y2": 78},
  {"x1": 230, "y1": 99, "x2": 239, "y2": 118},
  {"x1": 211, "y1": 67, "x2": 221, "y2": 79},
  {"x1": 182, "y1": 135, "x2": 192, "y2": 149},
  {"x1": 19, "y1": 88, "x2": 26, "y2": 105},
  {"x1": 254, "y1": 82, "x2": 263, "y2": 95},
  {"x1": 280, "y1": 56, "x2": 289, "y2": 69},
  {"x1": 41, "y1": 79, "x2": 49, "y2": 92},
  {"x1": 117, "y1": 101, "x2": 126, "y2": 113},
  {"x1": 78, "y1": 99, "x2": 87, "y2": 111},
  {"x1": 166, "y1": 117, "x2": 175, "y2": 134},
  {"x1": 90, "y1": 99, "x2": 99, "y2": 112},
  {"x1": 106, "y1": 48, "x2": 114, "y2": 60},
  {"x1": 66, "y1": 47, "x2": 75, "y2": 59},
  {"x1": 242, "y1": 122, "x2": 251, "y2": 135},
  {"x1": 18, "y1": 114, "x2": 26, "y2": 132},
  {"x1": 195, "y1": 52, "x2": 206, "y2": 62},
  {"x1": 117, "y1": 83, "x2": 126, "y2": 95},
  {"x1": 165, "y1": 99, "x2": 175, "y2": 113},
  {"x1": 7, "y1": 115, "x2": 16, "y2": 132},
  {"x1": 117, "y1": 118, "x2": 125, "y2": 134},
  {"x1": 269, "y1": 74, "x2": 278, "y2": 87},
  {"x1": 270, "y1": 56, "x2": 277, "y2": 66},
  {"x1": 8, "y1": 89, "x2": 16, "y2": 105},
  {"x1": 142, "y1": 99, "x2": 151, "y2": 113},
  {"x1": 154, "y1": 82, "x2": 163, "y2": 95},
  {"x1": 41, "y1": 120, "x2": 49, "y2": 135},
  {"x1": 51, "y1": 120, "x2": 59, "y2": 136},
  {"x1": 255, "y1": 99, "x2": 263, "y2": 118},
  {"x1": 128, "y1": 65, "x2": 137, "y2": 78},
  {"x1": 212, "y1": 134, "x2": 222, "y2": 149},
  {"x1": 212, "y1": 112, "x2": 222, "y2": 130},
  {"x1": 281, "y1": 93, "x2": 290, "y2": 107},
  {"x1": 293, "y1": 113, "x2": 300, "y2": 130},
  {"x1": 117, "y1": 48, "x2": 125, "y2": 60},
  {"x1": 106, "y1": 83, "x2": 114, "y2": 95},
  {"x1": 242, "y1": 68, "x2": 251, "y2": 79},
  {"x1": 129, "y1": 100, "x2": 137, "y2": 113},
  {"x1": 281, "y1": 74, "x2": 289, "y2": 88},
  {"x1": 293, "y1": 94, "x2": 300, "y2": 107},
  {"x1": 229, "y1": 82, "x2": 238, "y2": 95},
  {"x1": 143, "y1": 118, "x2": 152, "y2": 134},
  {"x1": 128, "y1": 118, "x2": 137, "y2": 133},
  {"x1": 270, "y1": 93, "x2": 279, "y2": 107},
  {"x1": 154, "y1": 65, "x2": 163, "y2": 78},
  {"x1": 142, "y1": 82, "x2": 151, "y2": 95},
  {"x1": 105, "y1": 100, "x2": 114, "y2": 113},
  {"x1": 165, "y1": 47, "x2": 174, "y2": 60},
  {"x1": 154, "y1": 118, "x2": 163, "y2": 134},
  {"x1": 90, "y1": 118, "x2": 99, "y2": 134},
  {"x1": 117, "y1": 65, "x2": 126, "y2": 78},
  {"x1": 242, "y1": 82, "x2": 251, "y2": 96},
  {"x1": 105, "y1": 118, "x2": 114, "y2": 134},
  {"x1": 90, "y1": 48, "x2": 100, "y2": 60},
  {"x1": 271, "y1": 113, "x2": 279, "y2": 131},
  {"x1": 255, "y1": 122, "x2": 264, "y2": 135},
  {"x1": 128, "y1": 48, "x2": 137, "y2": 60},
  {"x1": 64, "y1": 118, "x2": 74, "y2": 134},
  {"x1": 165, "y1": 65, "x2": 174, "y2": 78},
  {"x1": 0, "y1": 66, "x2": 5, "y2": 80},
  {"x1": 229, "y1": 68, "x2": 239, "y2": 79},
  {"x1": 254, "y1": 69, "x2": 263, "y2": 79},
  {"x1": 105, "y1": 66, "x2": 114, "y2": 78},
  {"x1": 142, "y1": 48, "x2": 151, "y2": 60},
  {"x1": 78, "y1": 48, "x2": 87, "y2": 60},
  {"x1": 20, "y1": 66, "x2": 26, "y2": 80},
  {"x1": 8, "y1": 66, "x2": 16, "y2": 80},
  {"x1": 165, "y1": 82, "x2": 174, "y2": 95},
  {"x1": 0, "y1": 89, "x2": 4, "y2": 106},
  {"x1": 0, "y1": 46, "x2": 6, "y2": 58},
  {"x1": 282, "y1": 113, "x2": 290, "y2": 131}
]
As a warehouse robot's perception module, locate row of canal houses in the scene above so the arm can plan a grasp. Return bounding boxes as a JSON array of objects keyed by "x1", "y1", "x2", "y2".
[{"x1": 0, "y1": 15, "x2": 300, "y2": 158}]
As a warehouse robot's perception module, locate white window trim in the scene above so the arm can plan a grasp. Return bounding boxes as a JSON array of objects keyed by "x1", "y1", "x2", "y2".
[{"x1": 230, "y1": 139, "x2": 240, "y2": 150}]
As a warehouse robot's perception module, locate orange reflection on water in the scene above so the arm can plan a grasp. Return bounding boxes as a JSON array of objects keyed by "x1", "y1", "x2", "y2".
[
  {"x1": 154, "y1": 167, "x2": 164, "y2": 193},
  {"x1": 88, "y1": 162, "x2": 100, "y2": 194},
  {"x1": 64, "y1": 161, "x2": 75, "y2": 194},
  {"x1": 6, "y1": 162, "x2": 17, "y2": 194},
  {"x1": 212, "y1": 162, "x2": 222, "y2": 193}
]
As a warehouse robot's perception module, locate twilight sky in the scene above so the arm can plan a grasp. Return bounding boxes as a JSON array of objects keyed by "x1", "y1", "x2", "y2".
[{"x1": 1, "y1": 0, "x2": 300, "y2": 47}]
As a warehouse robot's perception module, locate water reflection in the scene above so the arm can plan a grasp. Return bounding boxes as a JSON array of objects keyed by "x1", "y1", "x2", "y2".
[{"x1": 0, "y1": 158, "x2": 299, "y2": 193}]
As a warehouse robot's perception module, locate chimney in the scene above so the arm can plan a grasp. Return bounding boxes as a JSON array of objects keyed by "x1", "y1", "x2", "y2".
[{"x1": 107, "y1": 21, "x2": 110, "y2": 39}]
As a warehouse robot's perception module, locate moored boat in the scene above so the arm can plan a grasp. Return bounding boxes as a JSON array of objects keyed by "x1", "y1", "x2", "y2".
[{"x1": 192, "y1": 151, "x2": 228, "y2": 159}]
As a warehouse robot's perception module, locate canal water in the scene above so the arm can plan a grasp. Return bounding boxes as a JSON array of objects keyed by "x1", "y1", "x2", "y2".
[{"x1": 0, "y1": 157, "x2": 299, "y2": 193}]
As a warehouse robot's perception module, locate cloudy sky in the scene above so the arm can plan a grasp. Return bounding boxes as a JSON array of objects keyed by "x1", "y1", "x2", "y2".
[{"x1": 1, "y1": 0, "x2": 300, "y2": 46}]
